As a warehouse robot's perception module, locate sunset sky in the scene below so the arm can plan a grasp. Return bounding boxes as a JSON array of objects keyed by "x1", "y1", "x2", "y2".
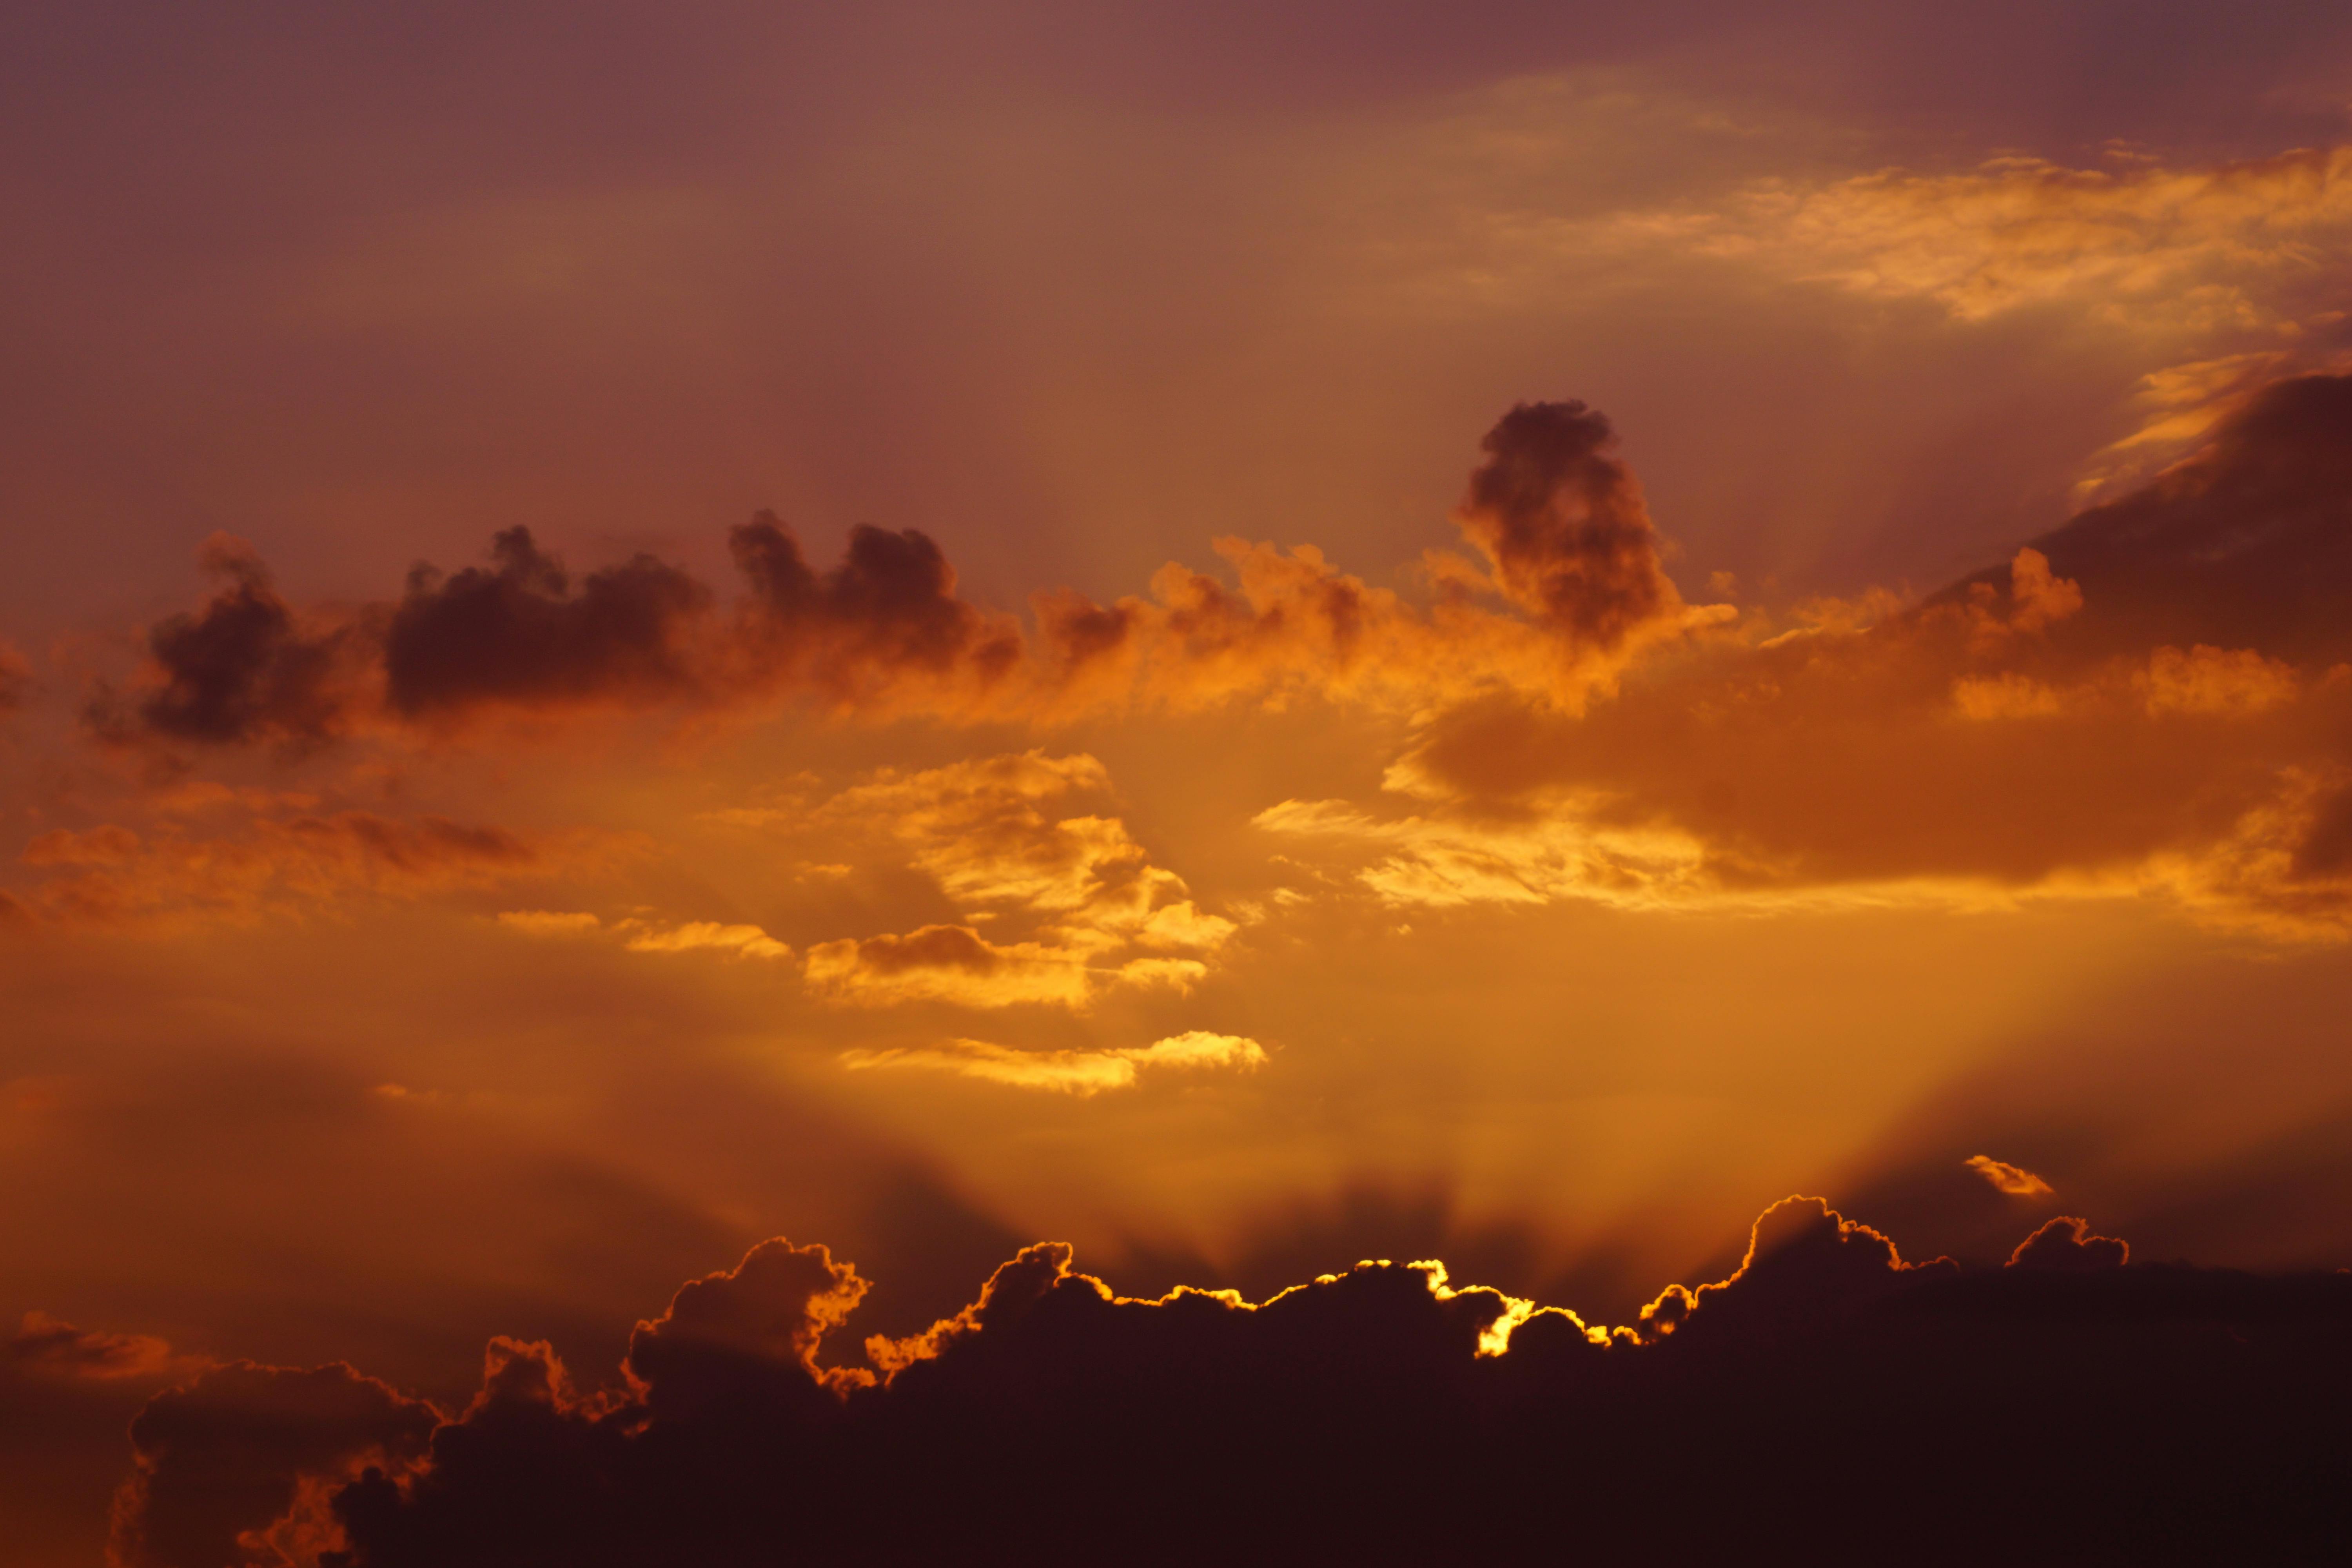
[{"x1": 9, "y1": 5, "x2": 2352, "y2": 1563}]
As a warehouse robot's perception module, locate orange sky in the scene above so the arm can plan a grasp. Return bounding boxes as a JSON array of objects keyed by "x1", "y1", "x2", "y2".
[{"x1": 7, "y1": 5, "x2": 2352, "y2": 1563}]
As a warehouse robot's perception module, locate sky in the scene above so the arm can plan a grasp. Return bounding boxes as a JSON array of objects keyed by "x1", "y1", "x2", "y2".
[{"x1": 8, "y1": 4, "x2": 2352, "y2": 1563}]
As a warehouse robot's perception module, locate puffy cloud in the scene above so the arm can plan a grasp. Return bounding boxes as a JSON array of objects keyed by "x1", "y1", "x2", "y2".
[
  {"x1": 2007, "y1": 1216, "x2": 2129, "y2": 1270},
  {"x1": 1450, "y1": 400, "x2": 1683, "y2": 647},
  {"x1": 383, "y1": 527, "x2": 711, "y2": 719},
  {"x1": 1635, "y1": 1195, "x2": 1954, "y2": 1342},
  {"x1": 111, "y1": 1362, "x2": 437, "y2": 1568},
  {"x1": 82, "y1": 401, "x2": 1728, "y2": 751},
  {"x1": 7, "y1": 1313, "x2": 175, "y2": 1381},
  {"x1": 622, "y1": 1238, "x2": 872, "y2": 1414},
  {"x1": 1965, "y1": 1155, "x2": 2055, "y2": 1197},
  {"x1": 839, "y1": 1031, "x2": 1267, "y2": 1095},
  {"x1": 107, "y1": 1203, "x2": 2352, "y2": 1566},
  {"x1": 1285, "y1": 375, "x2": 2352, "y2": 938},
  {"x1": 725, "y1": 513, "x2": 1024, "y2": 710},
  {"x1": 86, "y1": 535, "x2": 365, "y2": 749}
]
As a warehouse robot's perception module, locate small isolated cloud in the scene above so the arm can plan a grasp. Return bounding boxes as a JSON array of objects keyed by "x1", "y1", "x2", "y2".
[
  {"x1": 2007, "y1": 1216, "x2": 2129, "y2": 1269},
  {"x1": 497, "y1": 909, "x2": 604, "y2": 937},
  {"x1": 7, "y1": 1311, "x2": 176, "y2": 1380},
  {"x1": 839, "y1": 1031, "x2": 1267, "y2": 1095},
  {"x1": 496, "y1": 910, "x2": 791, "y2": 960},
  {"x1": 618, "y1": 919, "x2": 791, "y2": 960},
  {"x1": 1965, "y1": 1155, "x2": 2055, "y2": 1197}
]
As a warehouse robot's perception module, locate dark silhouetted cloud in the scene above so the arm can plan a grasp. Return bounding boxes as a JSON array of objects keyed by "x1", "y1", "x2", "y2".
[
  {"x1": 2008, "y1": 1214, "x2": 2129, "y2": 1270},
  {"x1": 107, "y1": 1197, "x2": 2352, "y2": 1566},
  {"x1": 1452, "y1": 400, "x2": 1683, "y2": 646},
  {"x1": 384, "y1": 528, "x2": 711, "y2": 719},
  {"x1": 87, "y1": 535, "x2": 363, "y2": 748},
  {"x1": 113, "y1": 1362, "x2": 436, "y2": 1568}
]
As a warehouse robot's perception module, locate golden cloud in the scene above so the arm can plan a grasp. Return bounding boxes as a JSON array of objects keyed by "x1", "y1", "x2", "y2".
[
  {"x1": 838, "y1": 1031, "x2": 1266, "y2": 1096},
  {"x1": 1964, "y1": 1156, "x2": 2055, "y2": 1197},
  {"x1": 803, "y1": 924, "x2": 1204, "y2": 1011}
]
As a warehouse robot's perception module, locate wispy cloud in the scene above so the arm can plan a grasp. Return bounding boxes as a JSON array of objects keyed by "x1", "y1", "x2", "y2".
[{"x1": 839, "y1": 1031, "x2": 1267, "y2": 1094}]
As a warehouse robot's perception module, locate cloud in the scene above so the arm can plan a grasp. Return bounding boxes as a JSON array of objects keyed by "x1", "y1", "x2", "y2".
[
  {"x1": 1450, "y1": 400, "x2": 1683, "y2": 647},
  {"x1": 85, "y1": 535, "x2": 365, "y2": 749},
  {"x1": 623, "y1": 1237, "x2": 873, "y2": 1413},
  {"x1": 803, "y1": 924, "x2": 1203, "y2": 1010},
  {"x1": 7, "y1": 1313, "x2": 175, "y2": 1381},
  {"x1": 811, "y1": 752, "x2": 1228, "y2": 947},
  {"x1": 2007, "y1": 1215, "x2": 2128, "y2": 1270},
  {"x1": 383, "y1": 526, "x2": 711, "y2": 719},
  {"x1": 757, "y1": 751, "x2": 1234, "y2": 1009},
  {"x1": 1583, "y1": 144, "x2": 2352, "y2": 330},
  {"x1": 839, "y1": 1031, "x2": 1267, "y2": 1095},
  {"x1": 83, "y1": 401, "x2": 1731, "y2": 750},
  {"x1": 493, "y1": 909, "x2": 604, "y2": 938},
  {"x1": 1280, "y1": 375, "x2": 2352, "y2": 938},
  {"x1": 110, "y1": 1361, "x2": 437, "y2": 1568},
  {"x1": 616, "y1": 919, "x2": 791, "y2": 960},
  {"x1": 14, "y1": 810, "x2": 537, "y2": 927},
  {"x1": 1965, "y1": 1155, "x2": 2055, "y2": 1197},
  {"x1": 1635, "y1": 1195, "x2": 1954, "y2": 1341},
  {"x1": 725, "y1": 512, "x2": 1024, "y2": 710},
  {"x1": 495, "y1": 909, "x2": 792, "y2": 960},
  {"x1": 109, "y1": 1202, "x2": 2352, "y2": 1566}
]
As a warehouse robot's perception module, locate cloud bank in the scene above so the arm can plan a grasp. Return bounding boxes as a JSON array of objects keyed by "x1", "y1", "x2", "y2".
[{"x1": 107, "y1": 1195, "x2": 2352, "y2": 1566}]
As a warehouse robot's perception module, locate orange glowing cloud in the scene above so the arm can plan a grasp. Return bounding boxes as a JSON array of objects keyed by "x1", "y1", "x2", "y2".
[
  {"x1": 803, "y1": 924, "x2": 1204, "y2": 1010},
  {"x1": 77, "y1": 403, "x2": 1727, "y2": 755},
  {"x1": 7, "y1": 1313, "x2": 176, "y2": 1382},
  {"x1": 1965, "y1": 1155, "x2": 2055, "y2": 1197},
  {"x1": 1263, "y1": 374, "x2": 2352, "y2": 939},
  {"x1": 838, "y1": 1031, "x2": 1267, "y2": 1094}
]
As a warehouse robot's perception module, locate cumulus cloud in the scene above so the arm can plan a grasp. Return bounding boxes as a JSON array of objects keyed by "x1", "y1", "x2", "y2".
[
  {"x1": 105, "y1": 1201, "x2": 2352, "y2": 1566},
  {"x1": 83, "y1": 401, "x2": 1729, "y2": 751},
  {"x1": 384, "y1": 527, "x2": 711, "y2": 719},
  {"x1": 839, "y1": 1031, "x2": 1267, "y2": 1094},
  {"x1": 623, "y1": 1237, "x2": 872, "y2": 1413},
  {"x1": 111, "y1": 1361, "x2": 437, "y2": 1568},
  {"x1": 1274, "y1": 375, "x2": 2352, "y2": 938},
  {"x1": 1450, "y1": 400, "x2": 1683, "y2": 647},
  {"x1": 726, "y1": 512, "x2": 1024, "y2": 709},
  {"x1": 2007, "y1": 1215, "x2": 2129, "y2": 1270},
  {"x1": 86, "y1": 535, "x2": 365, "y2": 749},
  {"x1": 1965, "y1": 1155, "x2": 2055, "y2": 1196},
  {"x1": 1635, "y1": 1195, "x2": 1954, "y2": 1341}
]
